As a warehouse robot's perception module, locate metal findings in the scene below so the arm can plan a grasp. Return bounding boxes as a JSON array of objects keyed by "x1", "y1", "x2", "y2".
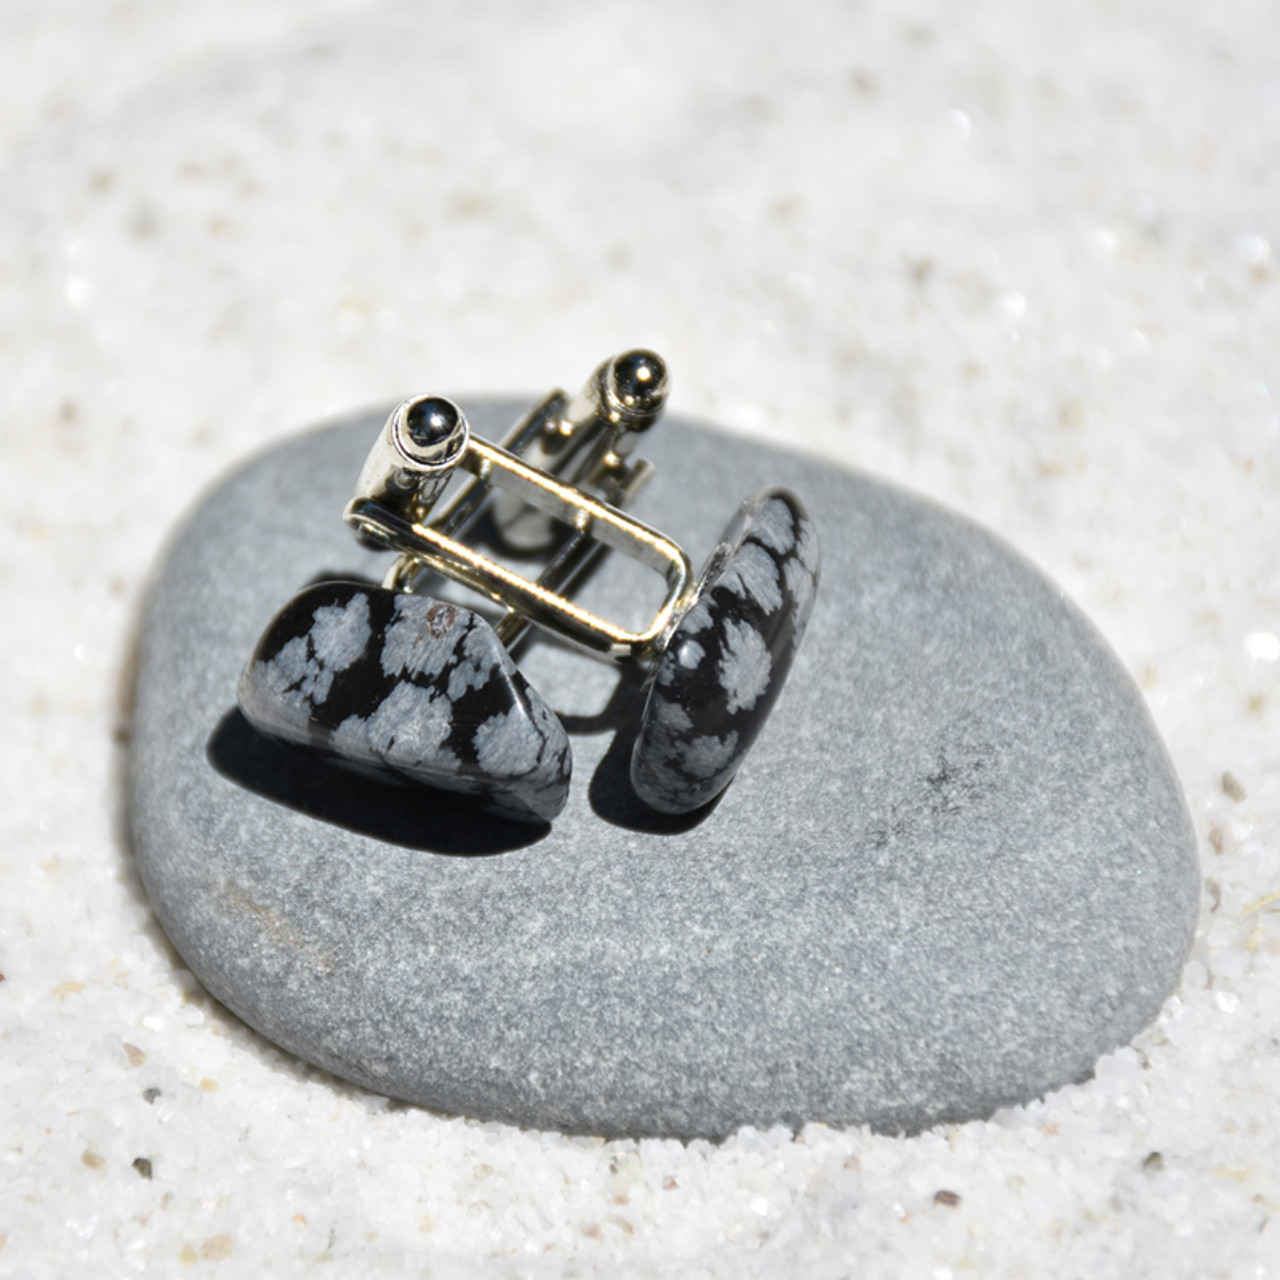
[
  {"x1": 237, "y1": 351, "x2": 820, "y2": 824},
  {"x1": 351, "y1": 395, "x2": 471, "y2": 533},
  {"x1": 344, "y1": 354, "x2": 688, "y2": 664}
]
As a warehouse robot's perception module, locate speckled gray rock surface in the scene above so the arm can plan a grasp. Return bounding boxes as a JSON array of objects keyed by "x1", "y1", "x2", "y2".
[{"x1": 129, "y1": 402, "x2": 1199, "y2": 1139}]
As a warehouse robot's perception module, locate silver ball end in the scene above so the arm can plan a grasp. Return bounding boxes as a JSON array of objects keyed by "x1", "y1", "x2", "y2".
[
  {"x1": 394, "y1": 395, "x2": 470, "y2": 470},
  {"x1": 603, "y1": 350, "x2": 669, "y2": 431}
]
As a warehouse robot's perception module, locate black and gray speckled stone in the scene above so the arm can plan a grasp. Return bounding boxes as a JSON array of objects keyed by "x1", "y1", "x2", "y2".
[
  {"x1": 129, "y1": 402, "x2": 1199, "y2": 1139},
  {"x1": 238, "y1": 582, "x2": 572, "y2": 824},
  {"x1": 632, "y1": 487, "x2": 820, "y2": 815}
]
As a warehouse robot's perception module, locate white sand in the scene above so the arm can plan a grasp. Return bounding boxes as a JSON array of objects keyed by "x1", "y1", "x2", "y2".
[{"x1": 1, "y1": 1, "x2": 1277, "y2": 1274}]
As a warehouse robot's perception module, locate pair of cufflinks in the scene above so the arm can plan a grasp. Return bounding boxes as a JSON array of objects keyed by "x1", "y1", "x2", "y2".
[{"x1": 238, "y1": 352, "x2": 819, "y2": 825}]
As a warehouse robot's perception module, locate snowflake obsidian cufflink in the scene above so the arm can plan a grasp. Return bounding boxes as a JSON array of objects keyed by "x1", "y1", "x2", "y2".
[{"x1": 237, "y1": 352, "x2": 820, "y2": 825}]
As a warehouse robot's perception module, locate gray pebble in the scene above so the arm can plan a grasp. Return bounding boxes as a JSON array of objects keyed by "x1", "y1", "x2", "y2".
[{"x1": 129, "y1": 404, "x2": 1198, "y2": 1139}]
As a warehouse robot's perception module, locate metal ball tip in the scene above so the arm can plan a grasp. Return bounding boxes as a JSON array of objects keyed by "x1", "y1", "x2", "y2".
[
  {"x1": 396, "y1": 395, "x2": 469, "y2": 469},
  {"x1": 605, "y1": 350, "x2": 669, "y2": 427}
]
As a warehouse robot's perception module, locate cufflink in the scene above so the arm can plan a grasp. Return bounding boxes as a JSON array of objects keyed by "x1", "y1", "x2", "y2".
[{"x1": 238, "y1": 352, "x2": 819, "y2": 824}]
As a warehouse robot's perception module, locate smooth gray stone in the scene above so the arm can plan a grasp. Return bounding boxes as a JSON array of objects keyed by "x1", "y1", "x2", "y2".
[{"x1": 129, "y1": 403, "x2": 1199, "y2": 1139}]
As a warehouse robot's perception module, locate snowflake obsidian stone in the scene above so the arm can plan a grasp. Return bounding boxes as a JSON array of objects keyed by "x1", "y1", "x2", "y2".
[
  {"x1": 630, "y1": 487, "x2": 820, "y2": 815},
  {"x1": 238, "y1": 581, "x2": 572, "y2": 824}
]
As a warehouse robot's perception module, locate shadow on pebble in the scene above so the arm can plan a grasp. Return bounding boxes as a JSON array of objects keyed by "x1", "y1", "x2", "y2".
[
  {"x1": 557, "y1": 668, "x2": 720, "y2": 836},
  {"x1": 207, "y1": 708, "x2": 546, "y2": 856}
]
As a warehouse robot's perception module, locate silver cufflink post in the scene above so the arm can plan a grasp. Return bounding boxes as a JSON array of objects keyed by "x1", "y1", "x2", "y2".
[{"x1": 343, "y1": 350, "x2": 693, "y2": 665}]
